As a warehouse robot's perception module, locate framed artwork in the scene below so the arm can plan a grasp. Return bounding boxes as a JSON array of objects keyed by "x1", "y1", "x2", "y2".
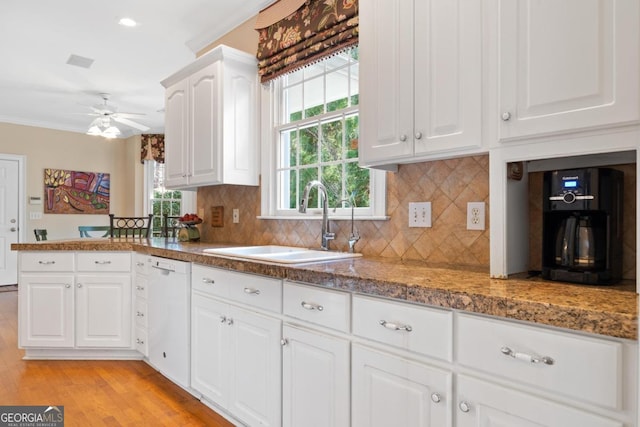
[{"x1": 44, "y1": 168, "x2": 110, "y2": 214}]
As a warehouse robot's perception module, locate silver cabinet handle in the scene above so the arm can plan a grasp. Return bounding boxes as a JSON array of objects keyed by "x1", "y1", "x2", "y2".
[
  {"x1": 501, "y1": 346, "x2": 554, "y2": 365},
  {"x1": 65, "y1": 284, "x2": 71, "y2": 289},
  {"x1": 379, "y1": 320, "x2": 412, "y2": 332},
  {"x1": 220, "y1": 316, "x2": 227, "y2": 323},
  {"x1": 301, "y1": 301, "x2": 323, "y2": 311},
  {"x1": 202, "y1": 278, "x2": 215, "y2": 284},
  {"x1": 10, "y1": 227, "x2": 16, "y2": 232},
  {"x1": 399, "y1": 134, "x2": 407, "y2": 142},
  {"x1": 136, "y1": 262, "x2": 145, "y2": 267},
  {"x1": 77, "y1": 283, "x2": 83, "y2": 288},
  {"x1": 136, "y1": 286, "x2": 145, "y2": 291},
  {"x1": 281, "y1": 338, "x2": 289, "y2": 346},
  {"x1": 226, "y1": 318, "x2": 234, "y2": 326},
  {"x1": 431, "y1": 393, "x2": 442, "y2": 403},
  {"x1": 136, "y1": 338, "x2": 145, "y2": 344},
  {"x1": 501, "y1": 111, "x2": 512, "y2": 121},
  {"x1": 243, "y1": 287, "x2": 260, "y2": 295},
  {"x1": 38, "y1": 260, "x2": 56, "y2": 265},
  {"x1": 415, "y1": 131, "x2": 423, "y2": 140},
  {"x1": 136, "y1": 311, "x2": 144, "y2": 317},
  {"x1": 94, "y1": 260, "x2": 112, "y2": 265},
  {"x1": 459, "y1": 401, "x2": 471, "y2": 413}
]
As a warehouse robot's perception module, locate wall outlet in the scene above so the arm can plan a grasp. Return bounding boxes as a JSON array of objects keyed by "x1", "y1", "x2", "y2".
[
  {"x1": 467, "y1": 202, "x2": 485, "y2": 230},
  {"x1": 408, "y1": 202, "x2": 431, "y2": 228},
  {"x1": 232, "y1": 208, "x2": 240, "y2": 224}
]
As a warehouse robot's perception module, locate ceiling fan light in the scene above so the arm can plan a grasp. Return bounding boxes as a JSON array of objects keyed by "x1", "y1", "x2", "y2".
[
  {"x1": 87, "y1": 125, "x2": 102, "y2": 135},
  {"x1": 102, "y1": 126, "x2": 121, "y2": 138}
]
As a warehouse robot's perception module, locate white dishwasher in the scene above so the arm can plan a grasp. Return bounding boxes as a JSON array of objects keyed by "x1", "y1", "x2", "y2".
[{"x1": 148, "y1": 256, "x2": 191, "y2": 389}]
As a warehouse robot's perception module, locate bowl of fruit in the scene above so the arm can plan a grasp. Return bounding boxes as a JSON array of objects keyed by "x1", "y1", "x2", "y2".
[{"x1": 178, "y1": 213, "x2": 202, "y2": 226}]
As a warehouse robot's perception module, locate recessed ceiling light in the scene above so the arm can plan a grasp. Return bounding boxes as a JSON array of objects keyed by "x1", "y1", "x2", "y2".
[{"x1": 118, "y1": 17, "x2": 137, "y2": 27}]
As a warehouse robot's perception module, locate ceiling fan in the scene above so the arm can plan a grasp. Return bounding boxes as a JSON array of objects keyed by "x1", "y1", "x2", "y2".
[{"x1": 84, "y1": 93, "x2": 150, "y2": 138}]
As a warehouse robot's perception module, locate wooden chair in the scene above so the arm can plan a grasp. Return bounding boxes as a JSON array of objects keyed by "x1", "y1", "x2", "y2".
[
  {"x1": 79, "y1": 225, "x2": 111, "y2": 238},
  {"x1": 34, "y1": 229, "x2": 47, "y2": 241},
  {"x1": 109, "y1": 214, "x2": 153, "y2": 238},
  {"x1": 162, "y1": 215, "x2": 182, "y2": 239}
]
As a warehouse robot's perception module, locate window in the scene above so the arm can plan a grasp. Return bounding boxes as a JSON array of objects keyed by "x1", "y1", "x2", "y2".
[
  {"x1": 261, "y1": 47, "x2": 386, "y2": 219},
  {"x1": 144, "y1": 161, "x2": 195, "y2": 236}
]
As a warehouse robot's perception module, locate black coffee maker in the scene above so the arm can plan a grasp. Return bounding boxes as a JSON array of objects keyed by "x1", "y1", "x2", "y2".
[{"x1": 542, "y1": 167, "x2": 623, "y2": 285}]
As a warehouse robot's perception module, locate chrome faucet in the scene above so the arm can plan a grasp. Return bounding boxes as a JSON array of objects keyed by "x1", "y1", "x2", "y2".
[
  {"x1": 299, "y1": 180, "x2": 335, "y2": 250},
  {"x1": 335, "y1": 198, "x2": 360, "y2": 253}
]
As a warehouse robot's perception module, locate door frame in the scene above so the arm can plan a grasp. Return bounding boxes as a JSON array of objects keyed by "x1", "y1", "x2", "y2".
[{"x1": 1, "y1": 153, "x2": 26, "y2": 243}]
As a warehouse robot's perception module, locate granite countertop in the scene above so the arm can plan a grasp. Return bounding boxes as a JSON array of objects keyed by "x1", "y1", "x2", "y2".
[{"x1": 12, "y1": 238, "x2": 638, "y2": 340}]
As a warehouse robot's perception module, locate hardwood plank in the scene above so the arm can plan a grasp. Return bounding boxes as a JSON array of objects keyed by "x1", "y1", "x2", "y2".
[{"x1": 0, "y1": 291, "x2": 234, "y2": 426}]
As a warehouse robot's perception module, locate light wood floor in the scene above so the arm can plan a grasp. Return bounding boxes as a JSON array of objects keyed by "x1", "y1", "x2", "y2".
[{"x1": 0, "y1": 290, "x2": 234, "y2": 426}]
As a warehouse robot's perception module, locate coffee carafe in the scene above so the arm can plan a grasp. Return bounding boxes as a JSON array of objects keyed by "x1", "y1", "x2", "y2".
[{"x1": 542, "y1": 168, "x2": 623, "y2": 285}]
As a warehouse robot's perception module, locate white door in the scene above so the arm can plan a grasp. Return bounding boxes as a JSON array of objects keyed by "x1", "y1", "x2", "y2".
[
  {"x1": 0, "y1": 158, "x2": 19, "y2": 285},
  {"x1": 282, "y1": 324, "x2": 350, "y2": 427}
]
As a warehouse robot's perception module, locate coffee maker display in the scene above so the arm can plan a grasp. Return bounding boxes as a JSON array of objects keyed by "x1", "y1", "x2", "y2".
[{"x1": 542, "y1": 167, "x2": 623, "y2": 285}]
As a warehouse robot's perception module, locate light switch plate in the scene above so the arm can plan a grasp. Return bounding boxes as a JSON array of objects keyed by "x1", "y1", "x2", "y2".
[
  {"x1": 232, "y1": 209, "x2": 239, "y2": 224},
  {"x1": 408, "y1": 202, "x2": 431, "y2": 228}
]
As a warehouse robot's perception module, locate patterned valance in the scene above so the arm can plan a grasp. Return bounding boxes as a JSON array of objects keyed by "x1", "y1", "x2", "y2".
[
  {"x1": 255, "y1": 0, "x2": 358, "y2": 83},
  {"x1": 140, "y1": 134, "x2": 165, "y2": 164}
]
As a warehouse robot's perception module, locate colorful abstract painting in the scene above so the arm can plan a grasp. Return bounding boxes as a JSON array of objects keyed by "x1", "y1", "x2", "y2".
[{"x1": 44, "y1": 169, "x2": 110, "y2": 214}]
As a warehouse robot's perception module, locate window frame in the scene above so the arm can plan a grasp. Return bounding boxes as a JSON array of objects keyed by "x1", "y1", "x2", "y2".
[{"x1": 259, "y1": 56, "x2": 387, "y2": 220}]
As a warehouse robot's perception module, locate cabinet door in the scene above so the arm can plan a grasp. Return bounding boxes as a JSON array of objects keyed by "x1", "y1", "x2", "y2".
[
  {"x1": 352, "y1": 345, "x2": 452, "y2": 427},
  {"x1": 191, "y1": 293, "x2": 229, "y2": 407},
  {"x1": 189, "y1": 61, "x2": 221, "y2": 186},
  {"x1": 359, "y1": 0, "x2": 414, "y2": 165},
  {"x1": 498, "y1": 0, "x2": 639, "y2": 141},
  {"x1": 282, "y1": 324, "x2": 350, "y2": 427},
  {"x1": 19, "y1": 274, "x2": 74, "y2": 348},
  {"x1": 456, "y1": 375, "x2": 623, "y2": 427},
  {"x1": 228, "y1": 305, "x2": 281, "y2": 427},
  {"x1": 164, "y1": 79, "x2": 190, "y2": 188},
  {"x1": 413, "y1": 0, "x2": 482, "y2": 155},
  {"x1": 75, "y1": 274, "x2": 131, "y2": 348}
]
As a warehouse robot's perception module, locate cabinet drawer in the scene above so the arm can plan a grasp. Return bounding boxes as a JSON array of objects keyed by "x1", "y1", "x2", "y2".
[
  {"x1": 353, "y1": 295, "x2": 452, "y2": 361},
  {"x1": 227, "y1": 272, "x2": 282, "y2": 313},
  {"x1": 77, "y1": 252, "x2": 131, "y2": 272},
  {"x1": 283, "y1": 282, "x2": 350, "y2": 333},
  {"x1": 191, "y1": 264, "x2": 230, "y2": 298},
  {"x1": 134, "y1": 276, "x2": 148, "y2": 300},
  {"x1": 455, "y1": 313, "x2": 623, "y2": 410},
  {"x1": 134, "y1": 300, "x2": 147, "y2": 328},
  {"x1": 20, "y1": 252, "x2": 74, "y2": 272},
  {"x1": 134, "y1": 254, "x2": 151, "y2": 275}
]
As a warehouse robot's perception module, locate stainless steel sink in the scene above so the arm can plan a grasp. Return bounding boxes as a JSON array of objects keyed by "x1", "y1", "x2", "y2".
[{"x1": 202, "y1": 245, "x2": 362, "y2": 264}]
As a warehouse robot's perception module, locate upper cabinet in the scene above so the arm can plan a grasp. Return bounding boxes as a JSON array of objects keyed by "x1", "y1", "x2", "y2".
[
  {"x1": 161, "y1": 45, "x2": 259, "y2": 189},
  {"x1": 359, "y1": 0, "x2": 485, "y2": 169},
  {"x1": 495, "y1": 0, "x2": 639, "y2": 143}
]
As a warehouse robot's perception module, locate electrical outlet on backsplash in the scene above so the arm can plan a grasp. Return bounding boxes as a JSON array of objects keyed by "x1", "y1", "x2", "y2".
[{"x1": 197, "y1": 155, "x2": 491, "y2": 269}]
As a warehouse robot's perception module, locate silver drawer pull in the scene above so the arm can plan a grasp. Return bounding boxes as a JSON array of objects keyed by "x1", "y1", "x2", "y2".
[
  {"x1": 136, "y1": 286, "x2": 145, "y2": 291},
  {"x1": 202, "y1": 278, "x2": 215, "y2": 284},
  {"x1": 301, "y1": 301, "x2": 324, "y2": 311},
  {"x1": 38, "y1": 260, "x2": 56, "y2": 265},
  {"x1": 94, "y1": 260, "x2": 112, "y2": 265},
  {"x1": 136, "y1": 311, "x2": 144, "y2": 317},
  {"x1": 136, "y1": 262, "x2": 145, "y2": 267},
  {"x1": 243, "y1": 287, "x2": 260, "y2": 295},
  {"x1": 501, "y1": 346, "x2": 554, "y2": 365},
  {"x1": 379, "y1": 320, "x2": 412, "y2": 332},
  {"x1": 136, "y1": 338, "x2": 145, "y2": 344}
]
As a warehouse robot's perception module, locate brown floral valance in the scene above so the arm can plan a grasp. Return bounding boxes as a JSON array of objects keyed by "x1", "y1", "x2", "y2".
[
  {"x1": 256, "y1": 0, "x2": 358, "y2": 83},
  {"x1": 140, "y1": 134, "x2": 165, "y2": 164}
]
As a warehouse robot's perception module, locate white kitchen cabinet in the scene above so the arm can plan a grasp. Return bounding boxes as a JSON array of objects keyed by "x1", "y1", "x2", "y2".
[
  {"x1": 161, "y1": 44, "x2": 259, "y2": 189},
  {"x1": 456, "y1": 375, "x2": 622, "y2": 427},
  {"x1": 18, "y1": 251, "x2": 134, "y2": 354},
  {"x1": 495, "y1": 0, "x2": 639, "y2": 143},
  {"x1": 191, "y1": 265, "x2": 282, "y2": 427},
  {"x1": 352, "y1": 344, "x2": 452, "y2": 427},
  {"x1": 282, "y1": 323, "x2": 350, "y2": 427},
  {"x1": 359, "y1": 0, "x2": 484, "y2": 169}
]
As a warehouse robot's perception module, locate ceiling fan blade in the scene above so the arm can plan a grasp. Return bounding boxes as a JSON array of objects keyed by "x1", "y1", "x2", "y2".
[
  {"x1": 114, "y1": 112, "x2": 146, "y2": 118},
  {"x1": 112, "y1": 116, "x2": 150, "y2": 131}
]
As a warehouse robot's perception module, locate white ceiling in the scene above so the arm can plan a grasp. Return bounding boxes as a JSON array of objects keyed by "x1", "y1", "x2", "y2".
[{"x1": 0, "y1": 0, "x2": 271, "y2": 137}]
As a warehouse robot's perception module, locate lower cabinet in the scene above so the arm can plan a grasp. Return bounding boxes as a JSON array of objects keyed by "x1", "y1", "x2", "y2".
[
  {"x1": 456, "y1": 375, "x2": 623, "y2": 427},
  {"x1": 352, "y1": 344, "x2": 453, "y2": 427},
  {"x1": 281, "y1": 324, "x2": 350, "y2": 427}
]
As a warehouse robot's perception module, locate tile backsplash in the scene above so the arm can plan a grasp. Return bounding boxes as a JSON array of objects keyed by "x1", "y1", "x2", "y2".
[
  {"x1": 198, "y1": 155, "x2": 490, "y2": 270},
  {"x1": 528, "y1": 163, "x2": 636, "y2": 280}
]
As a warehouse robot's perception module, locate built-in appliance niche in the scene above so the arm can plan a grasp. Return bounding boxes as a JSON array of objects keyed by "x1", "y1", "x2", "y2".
[{"x1": 526, "y1": 151, "x2": 637, "y2": 284}]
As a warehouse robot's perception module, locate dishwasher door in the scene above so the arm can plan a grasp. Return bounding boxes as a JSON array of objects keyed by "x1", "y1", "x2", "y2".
[{"x1": 148, "y1": 256, "x2": 191, "y2": 388}]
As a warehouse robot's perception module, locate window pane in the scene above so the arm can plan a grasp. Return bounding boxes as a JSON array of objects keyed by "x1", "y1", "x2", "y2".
[
  {"x1": 322, "y1": 165, "x2": 343, "y2": 208},
  {"x1": 350, "y1": 63, "x2": 359, "y2": 106},
  {"x1": 278, "y1": 170, "x2": 295, "y2": 210},
  {"x1": 299, "y1": 125, "x2": 318, "y2": 165},
  {"x1": 289, "y1": 170, "x2": 297, "y2": 209},
  {"x1": 304, "y1": 76, "x2": 324, "y2": 118},
  {"x1": 327, "y1": 69, "x2": 349, "y2": 112},
  {"x1": 285, "y1": 68, "x2": 303, "y2": 85},
  {"x1": 321, "y1": 118, "x2": 343, "y2": 163},
  {"x1": 284, "y1": 84, "x2": 303, "y2": 123},
  {"x1": 346, "y1": 161, "x2": 370, "y2": 208},
  {"x1": 304, "y1": 61, "x2": 324, "y2": 79},
  {"x1": 280, "y1": 129, "x2": 297, "y2": 167},
  {"x1": 345, "y1": 115, "x2": 359, "y2": 159},
  {"x1": 300, "y1": 167, "x2": 319, "y2": 208}
]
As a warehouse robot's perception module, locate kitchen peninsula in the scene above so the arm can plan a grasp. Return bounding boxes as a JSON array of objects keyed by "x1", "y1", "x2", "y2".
[{"x1": 12, "y1": 238, "x2": 639, "y2": 426}]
